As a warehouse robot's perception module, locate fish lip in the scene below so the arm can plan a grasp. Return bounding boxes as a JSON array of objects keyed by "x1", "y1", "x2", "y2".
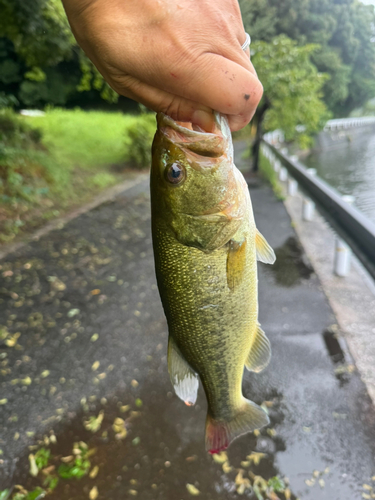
[
  {"x1": 157, "y1": 113, "x2": 220, "y2": 139},
  {"x1": 157, "y1": 113, "x2": 227, "y2": 159}
]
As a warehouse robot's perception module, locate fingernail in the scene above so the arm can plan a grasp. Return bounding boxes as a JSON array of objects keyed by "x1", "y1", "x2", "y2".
[{"x1": 191, "y1": 109, "x2": 215, "y2": 133}]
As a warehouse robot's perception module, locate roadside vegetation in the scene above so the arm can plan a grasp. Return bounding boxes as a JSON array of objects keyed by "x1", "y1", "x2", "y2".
[
  {"x1": 258, "y1": 152, "x2": 285, "y2": 201},
  {"x1": 0, "y1": 108, "x2": 155, "y2": 244}
]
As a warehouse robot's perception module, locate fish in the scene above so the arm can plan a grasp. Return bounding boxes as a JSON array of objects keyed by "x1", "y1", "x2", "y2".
[{"x1": 150, "y1": 112, "x2": 276, "y2": 454}]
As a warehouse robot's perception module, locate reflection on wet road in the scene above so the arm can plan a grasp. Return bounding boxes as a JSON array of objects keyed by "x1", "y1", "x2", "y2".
[{"x1": 1, "y1": 176, "x2": 375, "y2": 499}]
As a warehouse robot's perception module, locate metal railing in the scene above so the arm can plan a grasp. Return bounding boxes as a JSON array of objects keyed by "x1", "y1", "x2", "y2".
[
  {"x1": 324, "y1": 117, "x2": 375, "y2": 132},
  {"x1": 261, "y1": 140, "x2": 375, "y2": 279}
]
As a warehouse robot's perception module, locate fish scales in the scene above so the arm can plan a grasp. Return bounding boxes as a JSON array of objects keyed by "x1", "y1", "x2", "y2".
[{"x1": 151, "y1": 112, "x2": 276, "y2": 453}]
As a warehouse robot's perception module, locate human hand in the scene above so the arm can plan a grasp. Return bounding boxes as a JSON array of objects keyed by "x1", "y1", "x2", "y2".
[{"x1": 62, "y1": 0, "x2": 263, "y2": 131}]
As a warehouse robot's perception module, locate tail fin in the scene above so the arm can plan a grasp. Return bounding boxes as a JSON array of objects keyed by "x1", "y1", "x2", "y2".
[{"x1": 205, "y1": 399, "x2": 269, "y2": 454}]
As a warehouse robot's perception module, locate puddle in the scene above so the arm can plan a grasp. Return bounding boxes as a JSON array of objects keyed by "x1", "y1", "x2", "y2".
[
  {"x1": 322, "y1": 327, "x2": 345, "y2": 365},
  {"x1": 266, "y1": 237, "x2": 314, "y2": 287},
  {"x1": 7, "y1": 383, "x2": 298, "y2": 500},
  {"x1": 322, "y1": 326, "x2": 354, "y2": 386}
]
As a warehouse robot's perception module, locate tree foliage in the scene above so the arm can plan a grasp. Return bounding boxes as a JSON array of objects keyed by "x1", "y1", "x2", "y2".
[
  {"x1": 0, "y1": 0, "x2": 117, "y2": 108},
  {"x1": 240, "y1": 0, "x2": 375, "y2": 116},
  {"x1": 253, "y1": 36, "x2": 330, "y2": 143},
  {"x1": 251, "y1": 36, "x2": 330, "y2": 168}
]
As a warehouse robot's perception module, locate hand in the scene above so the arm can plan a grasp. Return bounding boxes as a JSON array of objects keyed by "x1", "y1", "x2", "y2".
[{"x1": 62, "y1": 0, "x2": 263, "y2": 131}]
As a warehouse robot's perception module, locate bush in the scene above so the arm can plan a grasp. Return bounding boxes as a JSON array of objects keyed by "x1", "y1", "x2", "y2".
[
  {"x1": 0, "y1": 109, "x2": 60, "y2": 203},
  {"x1": 123, "y1": 113, "x2": 156, "y2": 168}
]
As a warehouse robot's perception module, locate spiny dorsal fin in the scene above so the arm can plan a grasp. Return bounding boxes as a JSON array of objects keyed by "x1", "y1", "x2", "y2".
[
  {"x1": 245, "y1": 324, "x2": 271, "y2": 373},
  {"x1": 226, "y1": 238, "x2": 247, "y2": 291},
  {"x1": 168, "y1": 336, "x2": 199, "y2": 406},
  {"x1": 256, "y1": 229, "x2": 276, "y2": 265}
]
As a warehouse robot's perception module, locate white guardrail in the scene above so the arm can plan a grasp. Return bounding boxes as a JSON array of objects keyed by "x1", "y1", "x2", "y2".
[
  {"x1": 260, "y1": 141, "x2": 375, "y2": 279},
  {"x1": 264, "y1": 116, "x2": 375, "y2": 145},
  {"x1": 324, "y1": 116, "x2": 375, "y2": 132}
]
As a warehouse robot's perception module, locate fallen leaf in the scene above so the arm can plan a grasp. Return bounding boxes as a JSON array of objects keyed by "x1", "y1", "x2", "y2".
[
  {"x1": 186, "y1": 484, "x2": 200, "y2": 496},
  {"x1": 212, "y1": 452, "x2": 228, "y2": 464},
  {"x1": 222, "y1": 461, "x2": 232, "y2": 474},
  {"x1": 67, "y1": 308, "x2": 80, "y2": 318},
  {"x1": 92, "y1": 361, "x2": 100, "y2": 371},
  {"x1": 90, "y1": 466, "x2": 99, "y2": 479},
  {"x1": 247, "y1": 452, "x2": 266, "y2": 466},
  {"x1": 89, "y1": 486, "x2": 98, "y2": 500},
  {"x1": 29, "y1": 454, "x2": 39, "y2": 477}
]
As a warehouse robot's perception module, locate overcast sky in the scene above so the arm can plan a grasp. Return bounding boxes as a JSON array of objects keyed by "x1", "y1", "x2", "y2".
[{"x1": 361, "y1": 0, "x2": 375, "y2": 5}]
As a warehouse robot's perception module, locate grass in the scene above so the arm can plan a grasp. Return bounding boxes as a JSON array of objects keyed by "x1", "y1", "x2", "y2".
[
  {"x1": 0, "y1": 109, "x2": 156, "y2": 244},
  {"x1": 259, "y1": 151, "x2": 285, "y2": 201},
  {"x1": 30, "y1": 108, "x2": 148, "y2": 170}
]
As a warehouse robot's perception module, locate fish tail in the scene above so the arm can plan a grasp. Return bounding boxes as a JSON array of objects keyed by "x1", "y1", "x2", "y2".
[{"x1": 205, "y1": 398, "x2": 269, "y2": 454}]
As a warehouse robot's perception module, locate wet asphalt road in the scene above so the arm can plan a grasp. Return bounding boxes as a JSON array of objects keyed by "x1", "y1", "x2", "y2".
[{"x1": 0, "y1": 165, "x2": 375, "y2": 499}]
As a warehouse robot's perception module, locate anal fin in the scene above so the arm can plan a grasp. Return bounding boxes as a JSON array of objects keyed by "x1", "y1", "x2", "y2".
[
  {"x1": 168, "y1": 336, "x2": 199, "y2": 406},
  {"x1": 245, "y1": 324, "x2": 271, "y2": 373},
  {"x1": 256, "y1": 229, "x2": 276, "y2": 264}
]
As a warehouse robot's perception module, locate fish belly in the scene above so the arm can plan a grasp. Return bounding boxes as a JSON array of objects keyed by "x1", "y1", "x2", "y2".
[{"x1": 152, "y1": 219, "x2": 258, "y2": 419}]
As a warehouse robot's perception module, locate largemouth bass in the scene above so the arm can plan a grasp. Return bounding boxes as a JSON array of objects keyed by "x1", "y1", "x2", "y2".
[{"x1": 151, "y1": 113, "x2": 276, "y2": 453}]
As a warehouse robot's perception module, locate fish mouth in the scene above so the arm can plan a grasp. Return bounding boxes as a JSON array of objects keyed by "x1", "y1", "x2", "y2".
[{"x1": 157, "y1": 113, "x2": 230, "y2": 158}]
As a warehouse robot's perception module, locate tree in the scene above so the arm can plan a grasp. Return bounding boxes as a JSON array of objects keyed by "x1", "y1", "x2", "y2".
[
  {"x1": 251, "y1": 36, "x2": 330, "y2": 170},
  {"x1": 0, "y1": 0, "x2": 117, "y2": 108},
  {"x1": 240, "y1": 0, "x2": 375, "y2": 116}
]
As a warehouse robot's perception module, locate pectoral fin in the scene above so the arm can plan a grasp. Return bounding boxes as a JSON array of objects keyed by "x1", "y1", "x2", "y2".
[
  {"x1": 226, "y1": 238, "x2": 247, "y2": 291},
  {"x1": 256, "y1": 229, "x2": 276, "y2": 264},
  {"x1": 245, "y1": 324, "x2": 271, "y2": 373},
  {"x1": 168, "y1": 336, "x2": 199, "y2": 406}
]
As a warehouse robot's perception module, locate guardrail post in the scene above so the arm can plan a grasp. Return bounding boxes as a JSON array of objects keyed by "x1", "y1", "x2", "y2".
[
  {"x1": 274, "y1": 160, "x2": 281, "y2": 173},
  {"x1": 333, "y1": 195, "x2": 355, "y2": 277},
  {"x1": 288, "y1": 178, "x2": 298, "y2": 196},
  {"x1": 279, "y1": 167, "x2": 288, "y2": 182},
  {"x1": 302, "y1": 198, "x2": 315, "y2": 221},
  {"x1": 334, "y1": 239, "x2": 351, "y2": 277}
]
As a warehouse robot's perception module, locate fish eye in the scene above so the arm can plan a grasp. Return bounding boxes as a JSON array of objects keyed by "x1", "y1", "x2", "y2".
[{"x1": 166, "y1": 162, "x2": 186, "y2": 185}]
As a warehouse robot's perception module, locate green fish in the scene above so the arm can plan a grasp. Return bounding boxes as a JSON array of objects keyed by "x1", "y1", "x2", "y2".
[{"x1": 151, "y1": 113, "x2": 276, "y2": 453}]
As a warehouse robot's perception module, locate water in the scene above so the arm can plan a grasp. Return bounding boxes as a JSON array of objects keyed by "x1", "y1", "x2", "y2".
[{"x1": 304, "y1": 132, "x2": 375, "y2": 223}]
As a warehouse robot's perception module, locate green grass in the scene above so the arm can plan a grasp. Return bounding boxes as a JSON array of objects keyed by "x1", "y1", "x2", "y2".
[
  {"x1": 259, "y1": 152, "x2": 285, "y2": 201},
  {"x1": 0, "y1": 108, "x2": 156, "y2": 244},
  {"x1": 30, "y1": 108, "x2": 152, "y2": 170}
]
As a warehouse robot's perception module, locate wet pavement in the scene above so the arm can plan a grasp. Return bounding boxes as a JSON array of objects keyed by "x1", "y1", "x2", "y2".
[{"x1": 1, "y1": 166, "x2": 375, "y2": 499}]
